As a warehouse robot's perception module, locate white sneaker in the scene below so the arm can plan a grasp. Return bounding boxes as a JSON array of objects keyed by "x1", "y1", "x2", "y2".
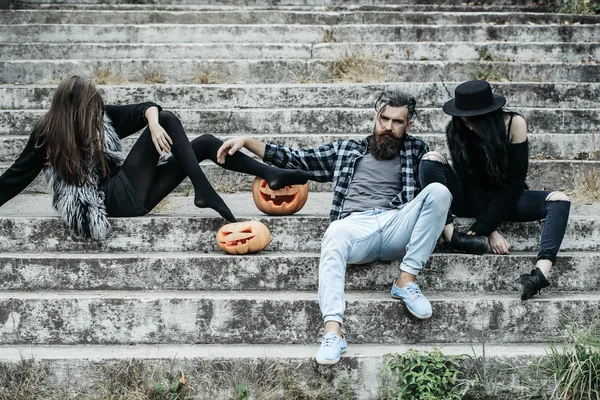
[{"x1": 315, "y1": 332, "x2": 347, "y2": 365}]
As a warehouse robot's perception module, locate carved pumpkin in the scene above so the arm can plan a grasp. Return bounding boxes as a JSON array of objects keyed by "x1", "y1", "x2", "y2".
[
  {"x1": 216, "y1": 221, "x2": 271, "y2": 255},
  {"x1": 251, "y1": 177, "x2": 309, "y2": 215}
]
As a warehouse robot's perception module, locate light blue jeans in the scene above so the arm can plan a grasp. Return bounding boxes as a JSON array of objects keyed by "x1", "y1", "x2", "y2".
[{"x1": 319, "y1": 182, "x2": 451, "y2": 325}]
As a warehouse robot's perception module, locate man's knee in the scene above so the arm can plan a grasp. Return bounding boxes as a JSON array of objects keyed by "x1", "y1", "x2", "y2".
[
  {"x1": 546, "y1": 191, "x2": 570, "y2": 202},
  {"x1": 421, "y1": 151, "x2": 448, "y2": 164},
  {"x1": 322, "y1": 221, "x2": 351, "y2": 248},
  {"x1": 422, "y1": 182, "x2": 452, "y2": 206}
]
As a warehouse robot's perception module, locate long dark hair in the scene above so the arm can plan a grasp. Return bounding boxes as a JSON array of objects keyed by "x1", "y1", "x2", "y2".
[
  {"x1": 32, "y1": 76, "x2": 107, "y2": 186},
  {"x1": 447, "y1": 109, "x2": 509, "y2": 183}
]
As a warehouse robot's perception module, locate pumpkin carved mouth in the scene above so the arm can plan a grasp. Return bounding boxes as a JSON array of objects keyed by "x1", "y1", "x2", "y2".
[
  {"x1": 220, "y1": 228, "x2": 256, "y2": 247},
  {"x1": 258, "y1": 187, "x2": 299, "y2": 206}
]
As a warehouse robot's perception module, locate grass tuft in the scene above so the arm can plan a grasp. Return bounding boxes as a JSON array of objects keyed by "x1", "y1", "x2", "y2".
[
  {"x1": 330, "y1": 50, "x2": 387, "y2": 83},
  {"x1": 93, "y1": 67, "x2": 126, "y2": 85}
]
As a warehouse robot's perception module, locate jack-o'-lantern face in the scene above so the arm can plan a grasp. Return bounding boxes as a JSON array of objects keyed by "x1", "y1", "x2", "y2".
[
  {"x1": 251, "y1": 177, "x2": 309, "y2": 216},
  {"x1": 216, "y1": 221, "x2": 271, "y2": 255}
]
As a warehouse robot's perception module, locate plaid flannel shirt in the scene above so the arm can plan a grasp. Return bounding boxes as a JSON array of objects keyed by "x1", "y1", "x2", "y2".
[{"x1": 263, "y1": 135, "x2": 430, "y2": 221}]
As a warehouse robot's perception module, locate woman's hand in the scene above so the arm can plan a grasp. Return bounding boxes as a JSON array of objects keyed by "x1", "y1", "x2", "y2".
[
  {"x1": 217, "y1": 137, "x2": 246, "y2": 164},
  {"x1": 149, "y1": 122, "x2": 173, "y2": 155},
  {"x1": 489, "y1": 230, "x2": 510, "y2": 254}
]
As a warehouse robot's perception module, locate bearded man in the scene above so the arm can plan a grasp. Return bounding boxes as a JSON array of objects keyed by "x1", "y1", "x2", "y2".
[{"x1": 217, "y1": 90, "x2": 451, "y2": 365}]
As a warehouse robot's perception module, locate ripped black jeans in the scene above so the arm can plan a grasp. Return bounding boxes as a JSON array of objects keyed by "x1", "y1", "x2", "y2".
[{"x1": 419, "y1": 159, "x2": 571, "y2": 264}]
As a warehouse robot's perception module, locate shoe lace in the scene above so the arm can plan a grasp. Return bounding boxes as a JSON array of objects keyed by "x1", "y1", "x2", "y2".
[
  {"x1": 406, "y1": 284, "x2": 423, "y2": 299},
  {"x1": 322, "y1": 335, "x2": 339, "y2": 348}
]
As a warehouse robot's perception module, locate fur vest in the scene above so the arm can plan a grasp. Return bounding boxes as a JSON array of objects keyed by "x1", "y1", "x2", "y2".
[{"x1": 43, "y1": 115, "x2": 127, "y2": 240}]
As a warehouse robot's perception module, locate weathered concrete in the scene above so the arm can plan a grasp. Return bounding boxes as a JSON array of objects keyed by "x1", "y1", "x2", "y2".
[
  {"x1": 4, "y1": 42, "x2": 598, "y2": 63},
  {"x1": 2, "y1": 59, "x2": 598, "y2": 84},
  {"x1": 1, "y1": 251, "x2": 598, "y2": 292},
  {"x1": 2, "y1": 24, "x2": 598, "y2": 44},
  {"x1": 1, "y1": 131, "x2": 598, "y2": 162},
  {"x1": 0, "y1": 193, "x2": 598, "y2": 253},
  {"x1": 1, "y1": 158, "x2": 597, "y2": 195},
  {"x1": 2, "y1": 82, "x2": 599, "y2": 109},
  {"x1": 0, "y1": 291, "x2": 598, "y2": 345},
  {"x1": 2, "y1": 107, "x2": 598, "y2": 135},
  {"x1": 0, "y1": 343, "x2": 550, "y2": 399},
  {"x1": 5, "y1": 10, "x2": 597, "y2": 25}
]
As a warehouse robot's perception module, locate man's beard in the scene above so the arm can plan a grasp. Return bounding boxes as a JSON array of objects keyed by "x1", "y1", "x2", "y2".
[{"x1": 369, "y1": 131, "x2": 404, "y2": 160}]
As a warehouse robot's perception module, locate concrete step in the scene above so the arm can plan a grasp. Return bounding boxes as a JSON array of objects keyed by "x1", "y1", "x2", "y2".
[
  {"x1": 0, "y1": 343, "x2": 548, "y2": 399},
  {"x1": 2, "y1": 24, "x2": 597, "y2": 43},
  {"x1": 2, "y1": 82, "x2": 599, "y2": 109},
  {"x1": 13, "y1": 3, "x2": 557, "y2": 12},
  {"x1": 3, "y1": 59, "x2": 598, "y2": 84},
  {"x1": 0, "y1": 290, "x2": 597, "y2": 345},
  {"x1": 1, "y1": 131, "x2": 596, "y2": 163},
  {"x1": 2, "y1": 107, "x2": 598, "y2": 136},
  {"x1": 11, "y1": 0, "x2": 561, "y2": 7},
  {"x1": 1, "y1": 157, "x2": 597, "y2": 195},
  {"x1": 0, "y1": 194, "x2": 598, "y2": 253},
  {"x1": 1, "y1": 251, "x2": 598, "y2": 293},
  {"x1": 3, "y1": 9, "x2": 599, "y2": 25},
  {"x1": 4, "y1": 42, "x2": 599, "y2": 63}
]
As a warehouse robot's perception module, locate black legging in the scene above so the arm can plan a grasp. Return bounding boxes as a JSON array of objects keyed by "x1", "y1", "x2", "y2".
[
  {"x1": 121, "y1": 111, "x2": 312, "y2": 221},
  {"x1": 419, "y1": 158, "x2": 571, "y2": 263}
]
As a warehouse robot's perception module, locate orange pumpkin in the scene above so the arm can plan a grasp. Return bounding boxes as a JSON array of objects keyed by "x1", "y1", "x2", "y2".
[
  {"x1": 251, "y1": 177, "x2": 309, "y2": 215},
  {"x1": 216, "y1": 221, "x2": 271, "y2": 255}
]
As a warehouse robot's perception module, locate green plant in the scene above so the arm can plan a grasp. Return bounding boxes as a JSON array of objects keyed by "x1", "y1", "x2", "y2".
[
  {"x1": 535, "y1": 321, "x2": 600, "y2": 400},
  {"x1": 557, "y1": 0, "x2": 596, "y2": 14},
  {"x1": 478, "y1": 49, "x2": 494, "y2": 61},
  {"x1": 380, "y1": 349, "x2": 477, "y2": 400},
  {"x1": 235, "y1": 381, "x2": 249, "y2": 400}
]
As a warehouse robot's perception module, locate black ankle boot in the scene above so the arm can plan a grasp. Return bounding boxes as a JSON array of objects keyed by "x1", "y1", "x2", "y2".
[
  {"x1": 517, "y1": 268, "x2": 550, "y2": 301},
  {"x1": 449, "y1": 231, "x2": 489, "y2": 255}
]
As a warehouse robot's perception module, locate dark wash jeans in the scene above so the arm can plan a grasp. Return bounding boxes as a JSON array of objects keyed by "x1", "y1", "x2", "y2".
[{"x1": 419, "y1": 159, "x2": 571, "y2": 264}]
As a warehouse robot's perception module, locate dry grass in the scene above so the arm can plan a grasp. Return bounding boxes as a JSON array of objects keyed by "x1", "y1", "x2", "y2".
[
  {"x1": 572, "y1": 167, "x2": 600, "y2": 202},
  {"x1": 474, "y1": 65, "x2": 509, "y2": 82},
  {"x1": 141, "y1": 67, "x2": 167, "y2": 84},
  {"x1": 322, "y1": 27, "x2": 337, "y2": 43},
  {"x1": 330, "y1": 50, "x2": 387, "y2": 83},
  {"x1": 191, "y1": 65, "x2": 225, "y2": 84},
  {"x1": 93, "y1": 67, "x2": 126, "y2": 85}
]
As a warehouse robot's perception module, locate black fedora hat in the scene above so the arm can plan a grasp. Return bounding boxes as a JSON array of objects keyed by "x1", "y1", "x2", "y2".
[{"x1": 442, "y1": 80, "x2": 506, "y2": 117}]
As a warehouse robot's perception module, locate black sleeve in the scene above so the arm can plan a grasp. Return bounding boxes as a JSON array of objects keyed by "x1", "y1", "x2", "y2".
[
  {"x1": 470, "y1": 141, "x2": 529, "y2": 236},
  {"x1": 104, "y1": 102, "x2": 162, "y2": 139},
  {"x1": 0, "y1": 135, "x2": 46, "y2": 207}
]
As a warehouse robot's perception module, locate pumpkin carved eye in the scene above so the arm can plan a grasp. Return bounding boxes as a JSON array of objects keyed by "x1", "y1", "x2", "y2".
[
  {"x1": 216, "y1": 221, "x2": 270, "y2": 255},
  {"x1": 252, "y1": 178, "x2": 309, "y2": 215}
]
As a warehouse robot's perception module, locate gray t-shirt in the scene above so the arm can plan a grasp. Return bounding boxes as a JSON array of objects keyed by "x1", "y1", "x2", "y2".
[{"x1": 341, "y1": 151, "x2": 403, "y2": 217}]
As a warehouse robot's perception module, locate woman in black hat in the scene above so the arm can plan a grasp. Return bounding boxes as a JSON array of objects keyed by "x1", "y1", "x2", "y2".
[{"x1": 419, "y1": 80, "x2": 571, "y2": 301}]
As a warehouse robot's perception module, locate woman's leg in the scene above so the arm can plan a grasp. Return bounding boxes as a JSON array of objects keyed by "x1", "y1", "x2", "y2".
[
  {"x1": 419, "y1": 151, "x2": 488, "y2": 254},
  {"x1": 507, "y1": 190, "x2": 571, "y2": 299},
  {"x1": 189, "y1": 134, "x2": 314, "y2": 190},
  {"x1": 121, "y1": 111, "x2": 235, "y2": 221}
]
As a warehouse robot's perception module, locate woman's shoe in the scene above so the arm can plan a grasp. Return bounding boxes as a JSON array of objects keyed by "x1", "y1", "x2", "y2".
[
  {"x1": 517, "y1": 268, "x2": 549, "y2": 301},
  {"x1": 449, "y1": 230, "x2": 490, "y2": 255}
]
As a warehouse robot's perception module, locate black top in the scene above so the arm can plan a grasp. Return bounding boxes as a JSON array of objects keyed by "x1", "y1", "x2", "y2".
[
  {"x1": 448, "y1": 113, "x2": 529, "y2": 236},
  {"x1": 0, "y1": 102, "x2": 160, "y2": 208}
]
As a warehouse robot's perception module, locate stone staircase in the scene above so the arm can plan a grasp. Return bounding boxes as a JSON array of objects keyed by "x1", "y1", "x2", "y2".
[{"x1": 1, "y1": 0, "x2": 599, "y2": 398}]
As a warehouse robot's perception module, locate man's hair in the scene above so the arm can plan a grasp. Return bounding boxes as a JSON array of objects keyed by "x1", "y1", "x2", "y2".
[{"x1": 374, "y1": 90, "x2": 418, "y2": 121}]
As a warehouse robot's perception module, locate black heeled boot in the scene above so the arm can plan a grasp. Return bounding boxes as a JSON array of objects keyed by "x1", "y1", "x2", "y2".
[
  {"x1": 449, "y1": 230, "x2": 489, "y2": 255},
  {"x1": 517, "y1": 268, "x2": 549, "y2": 301}
]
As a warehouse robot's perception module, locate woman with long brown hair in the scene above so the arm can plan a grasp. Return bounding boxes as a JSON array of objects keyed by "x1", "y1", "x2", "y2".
[{"x1": 0, "y1": 76, "x2": 312, "y2": 239}]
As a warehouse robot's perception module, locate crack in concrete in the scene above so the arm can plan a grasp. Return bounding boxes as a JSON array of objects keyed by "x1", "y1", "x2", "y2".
[{"x1": 225, "y1": 111, "x2": 233, "y2": 135}]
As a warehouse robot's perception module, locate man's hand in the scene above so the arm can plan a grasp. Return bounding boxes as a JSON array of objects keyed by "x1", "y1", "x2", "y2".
[
  {"x1": 149, "y1": 122, "x2": 172, "y2": 155},
  {"x1": 217, "y1": 137, "x2": 246, "y2": 164},
  {"x1": 489, "y1": 230, "x2": 510, "y2": 254}
]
